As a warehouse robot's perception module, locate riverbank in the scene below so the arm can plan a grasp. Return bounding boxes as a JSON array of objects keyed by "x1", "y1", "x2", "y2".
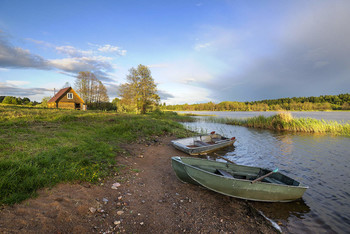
[{"x1": 0, "y1": 136, "x2": 277, "y2": 233}]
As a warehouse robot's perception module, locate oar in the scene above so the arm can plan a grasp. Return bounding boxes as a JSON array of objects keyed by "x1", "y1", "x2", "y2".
[
  {"x1": 251, "y1": 168, "x2": 279, "y2": 184},
  {"x1": 214, "y1": 153, "x2": 235, "y2": 164}
]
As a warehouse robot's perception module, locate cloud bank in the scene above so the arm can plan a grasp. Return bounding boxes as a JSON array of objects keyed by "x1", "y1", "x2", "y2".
[
  {"x1": 187, "y1": 1, "x2": 350, "y2": 102},
  {"x1": 0, "y1": 82, "x2": 52, "y2": 97},
  {"x1": 0, "y1": 32, "x2": 126, "y2": 82}
]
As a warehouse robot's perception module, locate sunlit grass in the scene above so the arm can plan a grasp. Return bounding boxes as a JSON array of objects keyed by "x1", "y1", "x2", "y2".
[
  {"x1": 0, "y1": 105, "x2": 193, "y2": 205},
  {"x1": 206, "y1": 112, "x2": 350, "y2": 136}
]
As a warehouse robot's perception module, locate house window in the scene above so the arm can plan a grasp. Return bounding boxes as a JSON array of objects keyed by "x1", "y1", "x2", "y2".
[{"x1": 67, "y1": 93, "x2": 73, "y2": 99}]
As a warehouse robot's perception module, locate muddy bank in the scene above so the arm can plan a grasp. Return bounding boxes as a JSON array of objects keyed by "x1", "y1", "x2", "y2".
[{"x1": 0, "y1": 136, "x2": 277, "y2": 233}]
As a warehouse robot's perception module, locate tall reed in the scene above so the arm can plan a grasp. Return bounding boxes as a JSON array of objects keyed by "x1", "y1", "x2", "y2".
[{"x1": 207, "y1": 112, "x2": 350, "y2": 136}]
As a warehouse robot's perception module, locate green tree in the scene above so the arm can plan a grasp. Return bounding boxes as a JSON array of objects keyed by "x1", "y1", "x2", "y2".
[
  {"x1": 119, "y1": 64, "x2": 159, "y2": 114},
  {"x1": 2, "y1": 96, "x2": 14, "y2": 104},
  {"x1": 40, "y1": 96, "x2": 52, "y2": 108}
]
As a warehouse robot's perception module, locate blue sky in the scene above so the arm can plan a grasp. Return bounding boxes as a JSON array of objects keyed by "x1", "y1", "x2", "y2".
[{"x1": 0, "y1": 0, "x2": 349, "y2": 104}]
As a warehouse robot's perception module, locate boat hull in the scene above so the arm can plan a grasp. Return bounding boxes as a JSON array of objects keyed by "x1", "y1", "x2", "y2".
[
  {"x1": 171, "y1": 157, "x2": 308, "y2": 202},
  {"x1": 171, "y1": 134, "x2": 235, "y2": 155}
]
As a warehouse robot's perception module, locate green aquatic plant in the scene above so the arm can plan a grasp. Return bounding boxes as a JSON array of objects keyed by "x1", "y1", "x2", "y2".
[{"x1": 206, "y1": 112, "x2": 350, "y2": 136}]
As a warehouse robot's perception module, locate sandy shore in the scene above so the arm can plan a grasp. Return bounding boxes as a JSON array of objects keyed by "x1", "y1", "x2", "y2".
[{"x1": 0, "y1": 136, "x2": 277, "y2": 233}]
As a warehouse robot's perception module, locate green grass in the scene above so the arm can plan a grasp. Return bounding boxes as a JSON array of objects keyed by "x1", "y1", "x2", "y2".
[
  {"x1": 0, "y1": 105, "x2": 193, "y2": 205},
  {"x1": 207, "y1": 112, "x2": 350, "y2": 136}
]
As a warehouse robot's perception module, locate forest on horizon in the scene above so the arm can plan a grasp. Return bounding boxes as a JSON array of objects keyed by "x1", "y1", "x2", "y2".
[{"x1": 161, "y1": 94, "x2": 350, "y2": 112}]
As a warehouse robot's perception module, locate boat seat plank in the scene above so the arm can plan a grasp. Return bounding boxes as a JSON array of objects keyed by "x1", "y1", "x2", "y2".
[
  {"x1": 264, "y1": 177, "x2": 285, "y2": 185},
  {"x1": 232, "y1": 172, "x2": 257, "y2": 177},
  {"x1": 194, "y1": 140, "x2": 210, "y2": 146},
  {"x1": 217, "y1": 169, "x2": 234, "y2": 178}
]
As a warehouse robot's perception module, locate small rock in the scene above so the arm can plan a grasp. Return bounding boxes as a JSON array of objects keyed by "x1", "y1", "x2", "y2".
[
  {"x1": 141, "y1": 200, "x2": 145, "y2": 204},
  {"x1": 97, "y1": 208, "x2": 105, "y2": 213},
  {"x1": 118, "y1": 196, "x2": 122, "y2": 200},
  {"x1": 103, "y1": 198, "x2": 109, "y2": 204},
  {"x1": 111, "y1": 182, "x2": 121, "y2": 190},
  {"x1": 114, "y1": 221, "x2": 121, "y2": 225},
  {"x1": 140, "y1": 222, "x2": 144, "y2": 225},
  {"x1": 180, "y1": 200, "x2": 184, "y2": 203},
  {"x1": 117, "y1": 211, "x2": 124, "y2": 215},
  {"x1": 158, "y1": 200, "x2": 163, "y2": 203},
  {"x1": 138, "y1": 213, "x2": 141, "y2": 216},
  {"x1": 89, "y1": 207, "x2": 97, "y2": 213}
]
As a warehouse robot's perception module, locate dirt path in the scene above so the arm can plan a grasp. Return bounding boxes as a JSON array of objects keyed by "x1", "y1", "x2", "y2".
[{"x1": 0, "y1": 136, "x2": 277, "y2": 233}]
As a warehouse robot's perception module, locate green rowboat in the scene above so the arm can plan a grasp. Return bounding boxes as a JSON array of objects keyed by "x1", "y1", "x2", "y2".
[
  {"x1": 171, "y1": 133, "x2": 236, "y2": 155},
  {"x1": 171, "y1": 156, "x2": 308, "y2": 202}
]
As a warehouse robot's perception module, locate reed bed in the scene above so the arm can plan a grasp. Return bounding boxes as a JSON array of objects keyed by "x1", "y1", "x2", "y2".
[{"x1": 206, "y1": 112, "x2": 350, "y2": 136}]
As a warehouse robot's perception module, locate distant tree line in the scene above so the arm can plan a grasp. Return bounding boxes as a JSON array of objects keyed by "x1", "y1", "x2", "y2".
[
  {"x1": 162, "y1": 94, "x2": 350, "y2": 111},
  {"x1": 0, "y1": 96, "x2": 39, "y2": 106}
]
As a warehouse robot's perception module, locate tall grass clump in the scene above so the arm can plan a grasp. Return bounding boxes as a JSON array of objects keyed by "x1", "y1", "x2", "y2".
[
  {"x1": 207, "y1": 112, "x2": 350, "y2": 136},
  {"x1": 0, "y1": 106, "x2": 192, "y2": 205}
]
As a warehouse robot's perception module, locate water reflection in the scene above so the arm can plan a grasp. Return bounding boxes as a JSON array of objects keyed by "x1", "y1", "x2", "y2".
[
  {"x1": 182, "y1": 120, "x2": 350, "y2": 234},
  {"x1": 250, "y1": 199, "x2": 311, "y2": 220}
]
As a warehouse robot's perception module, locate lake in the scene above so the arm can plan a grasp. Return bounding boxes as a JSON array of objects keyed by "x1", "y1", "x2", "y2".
[{"x1": 179, "y1": 112, "x2": 350, "y2": 233}]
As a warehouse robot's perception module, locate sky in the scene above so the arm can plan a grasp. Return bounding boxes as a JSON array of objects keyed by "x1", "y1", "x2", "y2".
[{"x1": 0, "y1": 0, "x2": 349, "y2": 104}]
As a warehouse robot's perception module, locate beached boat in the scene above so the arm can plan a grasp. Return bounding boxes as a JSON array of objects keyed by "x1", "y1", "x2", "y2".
[
  {"x1": 171, "y1": 132, "x2": 236, "y2": 155},
  {"x1": 171, "y1": 156, "x2": 308, "y2": 202}
]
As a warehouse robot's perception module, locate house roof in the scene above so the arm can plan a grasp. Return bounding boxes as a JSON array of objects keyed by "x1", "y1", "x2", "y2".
[{"x1": 48, "y1": 87, "x2": 71, "y2": 103}]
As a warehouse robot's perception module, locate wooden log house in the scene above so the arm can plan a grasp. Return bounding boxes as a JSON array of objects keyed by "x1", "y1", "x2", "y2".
[{"x1": 47, "y1": 87, "x2": 86, "y2": 110}]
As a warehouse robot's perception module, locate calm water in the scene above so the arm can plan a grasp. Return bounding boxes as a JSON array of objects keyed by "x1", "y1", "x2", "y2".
[
  {"x1": 178, "y1": 111, "x2": 350, "y2": 123},
  {"x1": 181, "y1": 115, "x2": 350, "y2": 233}
]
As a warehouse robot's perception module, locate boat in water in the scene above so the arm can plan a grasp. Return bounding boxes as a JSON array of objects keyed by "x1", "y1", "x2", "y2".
[
  {"x1": 171, "y1": 132, "x2": 236, "y2": 155},
  {"x1": 171, "y1": 156, "x2": 308, "y2": 202}
]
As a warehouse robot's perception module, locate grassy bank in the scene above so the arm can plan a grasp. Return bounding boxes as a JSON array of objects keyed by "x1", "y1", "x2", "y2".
[
  {"x1": 207, "y1": 112, "x2": 350, "y2": 136},
  {"x1": 0, "y1": 105, "x2": 193, "y2": 205}
]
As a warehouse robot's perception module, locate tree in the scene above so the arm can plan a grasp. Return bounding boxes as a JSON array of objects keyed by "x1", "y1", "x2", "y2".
[
  {"x1": 74, "y1": 71, "x2": 109, "y2": 103},
  {"x1": 2, "y1": 96, "x2": 14, "y2": 104},
  {"x1": 119, "y1": 64, "x2": 159, "y2": 114},
  {"x1": 40, "y1": 96, "x2": 52, "y2": 108}
]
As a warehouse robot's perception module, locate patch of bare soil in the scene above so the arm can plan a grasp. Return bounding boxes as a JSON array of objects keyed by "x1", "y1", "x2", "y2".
[{"x1": 0, "y1": 136, "x2": 277, "y2": 233}]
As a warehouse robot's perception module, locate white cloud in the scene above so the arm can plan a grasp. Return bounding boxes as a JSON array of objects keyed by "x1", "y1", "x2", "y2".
[
  {"x1": 159, "y1": 83, "x2": 212, "y2": 105},
  {"x1": 49, "y1": 56, "x2": 115, "y2": 81},
  {"x1": 25, "y1": 38, "x2": 53, "y2": 48},
  {"x1": 6, "y1": 80, "x2": 30, "y2": 86},
  {"x1": 55, "y1": 45, "x2": 93, "y2": 57},
  {"x1": 2, "y1": 33, "x2": 125, "y2": 82},
  {"x1": 194, "y1": 42, "x2": 211, "y2": 51},
  {"x1": 97, "y1": 44, "x2": 127, "y2": 56}
]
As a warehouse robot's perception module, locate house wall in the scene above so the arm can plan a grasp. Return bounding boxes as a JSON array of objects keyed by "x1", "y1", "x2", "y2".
[
  {"x1": 47, "y1": 102, "x2": 57, "y2": 108},
  {"x1": 57, "y1": 102, "x2": 75, "y2": 109}
]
